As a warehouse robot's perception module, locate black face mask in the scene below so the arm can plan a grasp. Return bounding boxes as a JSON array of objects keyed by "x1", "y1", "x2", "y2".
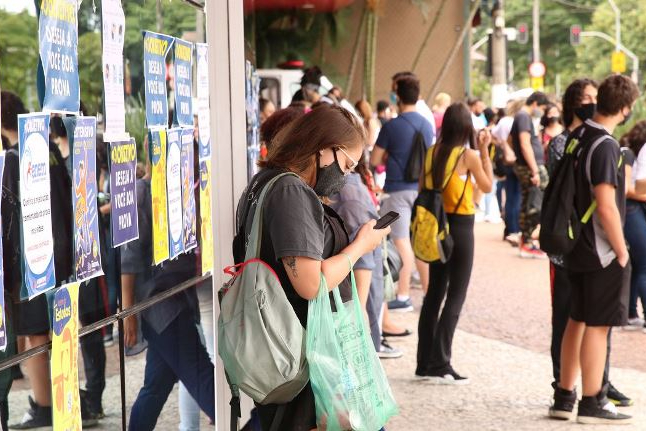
[
  {"x1": 574, "y1": 103, "x2": 596, "y2": 122},
  {"x1": 541, "y1": 116, "x2": 561, "y2": 128},
  {"x1": 314, "y1": 150, "x2": 346, "y2": 197}
]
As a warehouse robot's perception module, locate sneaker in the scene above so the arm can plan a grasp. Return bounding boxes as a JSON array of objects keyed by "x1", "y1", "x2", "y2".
[
  {"x1": 577, "y1": 392, "x2": 632, "y2": 424},
  {"x1": 378, "y1": 339, "x2": 403, "y2": 359},
  {"x1": 623, "y1": 317, "x2": 644, "y2": 331},
  {"x1": 387, "y1": 298, "x2": 413, "y2": 313},
  {"x1": 607, "y1": 382, "x2": 633, "y2": 407},
  {"x1": 103, "y1": 333, "x2": 115, "y2": 347},
  {"x1": 419, "y1": 366, "x2": 470, "y2": 385},
  {"x1": 9, "y1": 396, "x2": 52, "y2": 429},
  {"x1": 548, "y1": 385, "x2": 577, "y2": 420},
  {"x1": 505, "y1": 233, "x2": 520, "y2": 247},
  {"x1": 80, "y1": 389, "x2": 104, "y2": 425},
  {"x1": 519, "y1": 243, "x2": 547, "y2": 259}
]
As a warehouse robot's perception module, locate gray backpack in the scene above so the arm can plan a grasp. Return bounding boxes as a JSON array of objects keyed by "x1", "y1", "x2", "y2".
[{"x1": 218, "y1": 173, "x2": 309, "y2": 421}]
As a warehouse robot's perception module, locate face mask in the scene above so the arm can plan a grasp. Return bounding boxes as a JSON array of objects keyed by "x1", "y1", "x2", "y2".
[
  {"x1": 574, "y1": 103, "x2": 596, "y2": 122},
  {"x1": 532, "y1": 108, "x2": 543, "y2": 119},
  {"x1": 389, "y1": 91, "x2": 398, "y2": 106},
  {"x1": 314, "y1": 151, "x2": 346, "y2": 197},
  {"x1": 619, "y1": 109, "x2": 632, "y2": 126},
  {"x1": 541, "y1": 116, "x2": 561, "y2": 128}
]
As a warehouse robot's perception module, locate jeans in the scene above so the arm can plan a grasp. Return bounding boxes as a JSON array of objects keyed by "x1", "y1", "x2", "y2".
[
  {"x1": 504, "y1": 166, "x2": 521, "y2": 234},
  {"x1": 623, "y1": 201, "x2": 646, "y2": 319},
  {"x1": 79, "y1": 278, "x2": 107, "y2": 412},
  {"x1": 178, "y1": 281, "x2": 215, "y2": 431},
  {"x1": 496, "y1": 178, "x2": 505, "y2": 216},
  {"x1": 128, "y1": 310, "x2": 215, "y2": 431},
  {"x1": 483, "y1": 178, "x2": 501, "y2": 220},
  {"x1": 417, "y1": 215, "x2": 474, "y2": 373}
]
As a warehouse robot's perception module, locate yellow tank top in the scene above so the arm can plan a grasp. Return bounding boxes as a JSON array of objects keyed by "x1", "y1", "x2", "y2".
[{"x1": 424, "y1": 146, "x2": 475, "y2": 215}]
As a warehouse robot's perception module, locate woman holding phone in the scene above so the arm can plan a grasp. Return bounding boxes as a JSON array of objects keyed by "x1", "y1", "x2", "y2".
[{"x1": 415, "y1": 102, "x2": 494, "y2": 384}]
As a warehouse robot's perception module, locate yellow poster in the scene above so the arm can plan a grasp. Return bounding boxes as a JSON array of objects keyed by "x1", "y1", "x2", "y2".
[
  {"x1": 150, "y1": 128, "x2": 170, "y2": 264},
  {"x1": 199, "y1": 160, "x2": 213, "y2": 275},
  {"x1": 51, "y1": 282, "x2": 81, "y2": 431}
]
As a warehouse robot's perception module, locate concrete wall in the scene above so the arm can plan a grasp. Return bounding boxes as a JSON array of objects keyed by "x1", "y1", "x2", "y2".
[{"x1": 324, "y1": 0, "x2": 469, "y2": 106}]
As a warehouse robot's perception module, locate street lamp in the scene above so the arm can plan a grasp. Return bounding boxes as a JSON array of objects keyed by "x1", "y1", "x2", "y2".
[{"x1": 607, "y1": 0, "x2": 620, "y2": 52}]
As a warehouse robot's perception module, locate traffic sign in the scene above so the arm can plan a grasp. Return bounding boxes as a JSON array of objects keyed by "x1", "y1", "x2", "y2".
[
  {"x1": 530, "y1": 76, "x2": 544, "y2": 91},
  {"x1": 612, "y1": 51, "x2": 627, "y2": 74},
  {"x1": 528, "y1": 61, "x2": 546, "y2": 78}
]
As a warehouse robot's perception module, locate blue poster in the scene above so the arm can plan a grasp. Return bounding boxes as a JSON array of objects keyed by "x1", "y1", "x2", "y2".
[
  {"x1": 38, "y1": 0, "x2": 80, "y2": 113},
  {"x1": 181, "y1": 127, "x2": 197, "y2": 251},
  {"x1": 109, "y1": 139, "x2": 139, "y2": 247},
  {"x1": 0, "y1": 152, "x2": 6, "y2": 351},
  {"x1": 143, "y1": 31, "x2": 174, "y2": 127},
  {"x1": 195, "y1": 43, "x2": 211, "y2": 161},
  {"x1": 174, "y1": 39, "x2": 193, "y2": 127},
  {"x1": 18, "y1": 113, "x2": 56, "y2": 299},
  {"x1": 166, "y1": 128, "x2": 184, "y2": 259},
  {"x1": 71, "y1": 117, "x2": 103, "y2": 282}
]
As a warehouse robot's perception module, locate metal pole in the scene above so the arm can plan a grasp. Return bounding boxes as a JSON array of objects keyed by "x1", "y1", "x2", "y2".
[
  {"x1": 608, "y1": 0, "x2": 620, "y2": 51},
  {"x1": 580, "y1": 30, "x2": 639, "y2": 84},
  {"x1": 532, "y1": 0, "x2": 540, "y2": 62},
  {"x1": 491, "y1": 0, "x2": 507, "y2": 108}
]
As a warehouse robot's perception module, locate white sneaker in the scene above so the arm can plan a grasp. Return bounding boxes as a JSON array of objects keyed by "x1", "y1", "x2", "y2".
[
  {"x1": 623, "y1": 317, "x2": 644, "y2": 331},
  {"x1": 378, "y1": 339, "x2": 403, "y2": 359}
]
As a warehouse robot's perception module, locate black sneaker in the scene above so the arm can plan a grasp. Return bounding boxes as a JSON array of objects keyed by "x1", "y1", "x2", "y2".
[
  {"x1": 9, "y1": 396, "x2": 52, "y2": 429},
  {"x1": 577, "y1": 391, "x2": 632, "y2": 425},
  {"x1": 80, "y1": 390, "x2": 101, "y2": 427},
  {"x1": 548, "y1": 384, "x2": 577, "y2": 420},
  {"x1": 418, "y1": 366, "x2": 469, "y2": 385},
  {"x1": 607, "y1": 382, "x2": 633, "y2": 407}
]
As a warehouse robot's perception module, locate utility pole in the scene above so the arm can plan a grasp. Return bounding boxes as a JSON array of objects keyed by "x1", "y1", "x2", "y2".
[
  {"x1": 156, "y1": 0, "x2": 163, "y2": 33},
  {"x1": 608, "y1": 0, "x2": 621, "y2": 51},
  {"x1": 532, "y1": 0, "x2": 540, "y2": 62},
  {"x1": 491, "y1": 0, "x2": 507, "y2": 108}
]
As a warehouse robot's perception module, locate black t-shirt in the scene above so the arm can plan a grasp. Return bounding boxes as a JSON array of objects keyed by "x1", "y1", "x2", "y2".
[
  {"x1": 565, "y1": 120, "x2": 625, "y2": 272},
  {"x1": 511, "y1": 110, "x2": 544, "y2": 166}
]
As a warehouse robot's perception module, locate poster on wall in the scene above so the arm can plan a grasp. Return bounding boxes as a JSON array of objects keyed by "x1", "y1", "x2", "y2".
[
  {"x1": 143, "y1": 31, "x2": 174, "y2": 128},
  {"x1": 149, "y1": 128, "x2": 169, "y2": 265},
  {"x1": 101, "y1": 0, "x2": 127, "y2": 140},
  {"x1": 195, "y1": 43, "x2": 211, "y2": 161},
  {"x1": 180, "y1": 128, "x2": 197, "y2": 251},
  {"x1": 71, "y1": 117, "x2": 103, "y2": 282},
  {"x1": 18, "y1": 113, "x2": 56, "y2": 299},
  {"x1": 51, "y1": 281, "x2": 81, "y2": 431},
  {"x1": 0, "y1": 152, "x2": 7, "y2": 350},
  {"x1": 38, "y1": 0, "x2": 80, "y2": 113},
  {"x1": 166, "y1": 128, "x2": 184, "y2": 259},
  {"x1": 199, "y1": 160, "x2": 213, "y2": 276},
  {"x1": 173, "y1": 39, "x2": 193, "y2": 127},
  {"x1": 109, "y1": 139, "x2": 138, "y2": 247},
  {"x1": 245, "y1": 61, "x2": 260, "y2": 180}
]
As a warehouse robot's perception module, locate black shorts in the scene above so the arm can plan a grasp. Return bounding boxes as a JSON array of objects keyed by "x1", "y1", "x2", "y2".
[
  {"x1": 568, "y1": 259, "x2": 630, "y2": 327},
  {"x1": 14, "y1": 294, "x2": 50, "y2": 336}
]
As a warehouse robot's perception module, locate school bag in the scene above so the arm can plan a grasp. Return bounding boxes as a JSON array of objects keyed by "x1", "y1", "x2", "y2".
[
  {"x1": 401, "y1": 116, "x2": 428, "y2": 183},
  {"x1": 539, "y1": 133, "x2": 621, "y2": 255},
  {"x1": 218, "y1": 172, "x2": 309, "y2": 428},
  {"x1": 411, "y1": 147, "x2": 467, "y2": 263}
]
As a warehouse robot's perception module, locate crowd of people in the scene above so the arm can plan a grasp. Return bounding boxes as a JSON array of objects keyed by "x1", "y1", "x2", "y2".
[{"x1": 248, "y1": 66, "x2": 644, "y2": 428}]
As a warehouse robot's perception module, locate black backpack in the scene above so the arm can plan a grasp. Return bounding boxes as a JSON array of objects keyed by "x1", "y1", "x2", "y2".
[
  {"x1": 539, "y1": 133, "x2": 612, "y2": 255},
  {"x1": 401, "y1": 116, "x2": 428, "y2": 183}
]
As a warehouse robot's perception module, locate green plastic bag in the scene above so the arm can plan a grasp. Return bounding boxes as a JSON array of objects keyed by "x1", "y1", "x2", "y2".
[{"x1": 307, "y1": 270, "x2": 398, "y2": 431}]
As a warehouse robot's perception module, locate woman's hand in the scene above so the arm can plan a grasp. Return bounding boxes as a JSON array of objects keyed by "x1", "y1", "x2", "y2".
[
  {"x1": 477, "y1": 129, "x2": 492, "y2": 151},
  {"x1": 354, "y1": 219, "x2": 390, "y2": 255}
]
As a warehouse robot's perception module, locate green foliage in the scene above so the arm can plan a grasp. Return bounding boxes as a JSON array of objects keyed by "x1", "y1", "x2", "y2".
[
  {"x1": 124, "y1": 95, "x2": 147, "y2": 162},
  {"x1": 78, "y1": 32, "x2": 102, "y2": 116},
  {"x1": 0, "y1": 10, "x2": 38, "y2": 109}
]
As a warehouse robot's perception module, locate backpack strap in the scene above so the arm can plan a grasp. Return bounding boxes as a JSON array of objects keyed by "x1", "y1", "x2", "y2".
[
  {"x1": 428, "y1": 146, "x2": 465, "y2": 191},
  {"x1": 581, "y1": 135, "x2": 623, "y2": 224}
]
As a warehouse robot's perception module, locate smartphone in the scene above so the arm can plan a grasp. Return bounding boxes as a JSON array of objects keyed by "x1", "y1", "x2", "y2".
[{"x1": 374, "y1": 211, "x2": 400, "y2": 229}]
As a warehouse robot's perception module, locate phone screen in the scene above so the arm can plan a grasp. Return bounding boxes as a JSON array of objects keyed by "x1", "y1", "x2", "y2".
[{"x1": 374, "y1": 211, "x2": 400, "y2": 229}]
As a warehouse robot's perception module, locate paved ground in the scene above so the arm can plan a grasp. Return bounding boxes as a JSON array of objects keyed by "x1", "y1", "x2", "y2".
[{"x1": 7, "y1": 222, "x2": 646, "y2": 430}]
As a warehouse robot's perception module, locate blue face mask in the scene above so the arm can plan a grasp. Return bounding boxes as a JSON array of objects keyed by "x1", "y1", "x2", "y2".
[{"x1": 389, "y1": 91, "x2": 398, "y2": 106}]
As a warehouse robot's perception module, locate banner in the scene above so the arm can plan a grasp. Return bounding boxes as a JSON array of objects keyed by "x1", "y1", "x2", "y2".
[
  {"x1": 195, "y1": 43, "x2": 211, "y2": 161},
  {"x1": 101, "y1": 0, "x2": 127, "y2": 140},
  {"x1": 38, "y1": 0, "x2": 80, "y2": 113},
  {"x1": 149, "y1": 128, "x2": 169, "y2": 264},
  {"x1": 181, "y1": 128, "x2": 197, "y2": 251},
  {"x1": 51, "y1": 281, "x2": 81, "y2": 431},
  {"x1": 199, "y1": 160, "x2": 213, "y2": 276},
  {"x1": 109, "y1": 139, "x2": 138, "y2": 247},
  {"x1": 173, "y1": 39, "x2": 193, "y2": 127},
  {"x1": 0, "y1": 152, "x2": 6, "y2": 350},
  {"x1": 18, "y1": 113, "x2": 56, "y2": 299},
  {"x1": 143, "y1": 31, "x2": 174, "y2": 128},
  {"x1": 71, "y1": 117, "x2": 103, "y2": 282},
  {"x1": 166, "y1": 128, "x2": 183, "y2": 259}
]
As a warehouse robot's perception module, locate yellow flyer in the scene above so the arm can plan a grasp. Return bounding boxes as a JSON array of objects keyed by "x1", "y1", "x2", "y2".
[
  {"x1": 150, "y1": 128, "x2": 170, "y2": 264},
  {"x1": 51, "y1": 282, "x2": 81, "y2": 431},
  {"x1": 199, "y1": 160, "x2": 213, "y2": 275}
]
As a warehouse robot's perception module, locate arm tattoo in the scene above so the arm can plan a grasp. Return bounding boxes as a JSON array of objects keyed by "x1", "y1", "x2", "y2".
[{"x1": 285, "y1": 257, "x2": 298, "y2": 278}]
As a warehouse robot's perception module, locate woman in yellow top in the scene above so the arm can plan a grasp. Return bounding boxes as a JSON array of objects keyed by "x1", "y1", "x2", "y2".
[{"x1": 416, "y1": 102, "x2": 494, "y2": 384}]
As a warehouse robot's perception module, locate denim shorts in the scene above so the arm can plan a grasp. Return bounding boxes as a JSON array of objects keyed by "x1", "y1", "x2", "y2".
[{"x1": 380, "y1": 190, "x2": 418, "y2": 240}]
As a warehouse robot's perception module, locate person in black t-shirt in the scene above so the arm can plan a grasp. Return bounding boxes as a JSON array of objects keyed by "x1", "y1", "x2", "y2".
[
  {"x1": 510, "y1": 92, "x2": 550, "y2": 258},
  {"x1": 549, "y1": 75, "x2": 639, "y2": 424}
]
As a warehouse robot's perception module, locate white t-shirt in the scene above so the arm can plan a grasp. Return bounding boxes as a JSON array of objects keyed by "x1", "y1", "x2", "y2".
[
  {"x1": 416, "y1": 99, "x2": 437, "y2": 144},
  {"x1": 492, "y1": 116, "x2": 514, "y2": 143},
  {"x1": 633, "y1": 144, "x2": 646, "y2": 184},
  {"x1": 471, "y1": 113, "x2": 487, "y2": 131}
]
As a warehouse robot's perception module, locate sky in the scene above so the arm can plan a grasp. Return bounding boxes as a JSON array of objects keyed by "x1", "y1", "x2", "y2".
[{"x1": 0, "y1": 0, "x2": 36, "y2": 15}]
